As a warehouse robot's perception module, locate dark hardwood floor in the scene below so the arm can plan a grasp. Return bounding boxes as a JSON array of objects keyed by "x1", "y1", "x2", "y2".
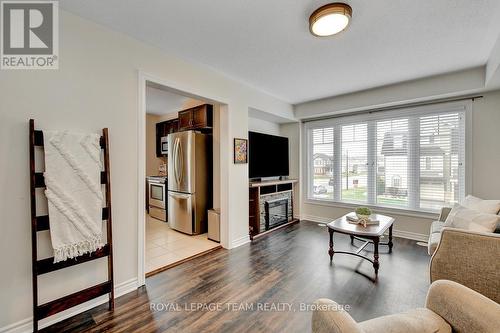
[{"x1": 42, "y1": 221, "x2": 430, "y2": 333}]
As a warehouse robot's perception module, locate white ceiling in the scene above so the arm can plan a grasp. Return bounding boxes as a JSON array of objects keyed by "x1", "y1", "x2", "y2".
[
  {"x1": 60, "y1": 0, "x2": 500, "y2": 104},
  {"x1": 146, "y1": 86, "x2": 192, "y2": 115}
]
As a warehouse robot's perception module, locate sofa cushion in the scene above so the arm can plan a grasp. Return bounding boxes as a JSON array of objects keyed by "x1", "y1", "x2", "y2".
[
  {"x1": 443, "y1": 205, "x2": 499, "y2": 233},
  {"x1": 431, "y1": 221, "x2": 445, "y2": 234},
  {"x1": 358, "y1": 308, "x2": 451, "y2": 333},
  {"x1": 428, "y1": 232, "x2": 441, "y2": 256},
  {"x1": 462, "y1": 195, "x2": 500, "y2": 214}
]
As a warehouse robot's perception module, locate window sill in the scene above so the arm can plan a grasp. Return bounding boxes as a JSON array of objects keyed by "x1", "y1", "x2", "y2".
[{"x1": 304, "y1": 198, "x2": 440, "y2": 220}]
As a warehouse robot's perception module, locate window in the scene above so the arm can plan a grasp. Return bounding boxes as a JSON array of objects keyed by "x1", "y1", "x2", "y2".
[
  {"x1": 377, "y1": 118, "x2": 409, "y2": 208},
  {"x1": 306, "y1": 102, "x2": 468, "y2": 213},
  {"x1": 311, "y1": 128, "x2": 334, "y2": 199},
  {"x1": 341, "y1": 123, "x2": 368, "y2": 203}
]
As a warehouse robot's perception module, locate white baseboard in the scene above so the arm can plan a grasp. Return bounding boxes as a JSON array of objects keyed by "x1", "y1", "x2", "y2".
[
  {"x1": 300, "y1": 214, "x2": 333, "y2": 224},
  {"x1": 391, "y1": 230, "x2": 429, "y2": 242},
  {"x1": 301, "y1": 214, "x2": 429, "y2": 242},
  {"x1": 114, "y1": 277, "x2": 139, "y2": 297},
  {"x1": 0, "y1": 318, "x2": 31, "y2": 333},
  {"x1": 230, "y1": 235, "x2": 250, "y2": 249},
  {"x1": 0, "y1": 278, "x2": 138, "y2": 333}
]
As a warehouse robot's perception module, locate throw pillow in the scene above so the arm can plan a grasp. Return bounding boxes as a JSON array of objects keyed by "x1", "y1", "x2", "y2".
[
  {"x1": 462, "y1": 195, "x2": 500, "y2": 215},
  {"x1": 443, "y1": 204, "x2": 500, "y2": 233}
]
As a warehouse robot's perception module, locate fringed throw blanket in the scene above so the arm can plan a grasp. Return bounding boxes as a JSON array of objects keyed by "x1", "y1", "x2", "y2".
[{"x1": 44, "y1": 130, "x2": 104, "y2": 263}]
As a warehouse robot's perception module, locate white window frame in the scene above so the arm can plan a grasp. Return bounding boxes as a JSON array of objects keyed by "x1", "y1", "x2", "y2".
[{"x1": 304, "y1": 100, "x2": 472, "y2": 216}]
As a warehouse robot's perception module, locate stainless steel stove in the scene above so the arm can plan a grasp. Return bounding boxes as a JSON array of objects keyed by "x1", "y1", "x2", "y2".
[{"x1": 147, "y1": 176, "x2": 167, "y2": 222}]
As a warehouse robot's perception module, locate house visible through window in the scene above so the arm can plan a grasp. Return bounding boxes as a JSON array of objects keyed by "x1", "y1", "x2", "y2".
[
  {"x1": 312, "y1": 128, "x2": 334, "y2": 198},
  {"x1": 341, "y1": 123, "x2": 368, "y2": 203},
  {"x1": 425, "y1": 157, "x2": 432, "y2": 170},
  {"x1": 306, "y1": 102, "x2": 468, "y2": 212}
]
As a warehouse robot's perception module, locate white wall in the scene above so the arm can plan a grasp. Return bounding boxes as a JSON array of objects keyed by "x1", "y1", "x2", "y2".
[
  {"x1": 0, "y1": 10, "x2": 293, "y2": 331},
  {"x1": 248, "y1": 117, "x2": 281, "y2": 135},
  {"x1": 469, "y1": 90, "x2": 500, "y2": 197},
  {"x1": 280, "y1": 122, "x2": 302, "y2": 218},
  {"x1": 295, "y1": 67, "x2": 485, "y2": 119},
  {"x1": 486, "y1": 34, "x2": 500, "y2": 88},
  {"x1": 294, "y1": 89, "x2": 500, "y2": 239}
]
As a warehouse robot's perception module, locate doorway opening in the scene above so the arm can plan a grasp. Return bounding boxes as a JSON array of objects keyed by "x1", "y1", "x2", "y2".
[{"x1": 138, "y1": 74, "x2": 227, "y2": 282}]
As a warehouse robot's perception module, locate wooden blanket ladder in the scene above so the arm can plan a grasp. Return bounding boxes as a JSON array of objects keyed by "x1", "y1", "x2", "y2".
[{"x1": 29, "y1": 119, "x2": 114, "y2": 332}]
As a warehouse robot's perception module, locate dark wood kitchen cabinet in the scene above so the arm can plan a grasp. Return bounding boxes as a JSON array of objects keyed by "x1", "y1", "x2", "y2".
[
  {"x1": 155, "y1": 104, "x2": 213, "y2": 156},
  {"x1": 155, "y1": 122, "x2": 165, "y2": 157},
  {"x1": 156, "y1": 118, "x2": 179, "y2": 157},
  {"x1": 165, "y1": 118, "x2": 179, "y2": 134},
  {"x1": 178, "y1": 104, "x2": 213, "y2": 131}
]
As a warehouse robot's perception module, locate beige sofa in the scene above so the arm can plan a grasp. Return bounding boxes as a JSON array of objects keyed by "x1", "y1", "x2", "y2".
[
  {"x1": 312, "y1": 280, "x2": 500, "y2": 333},
  {"x1": 428, "y1": 208, "x2": 500, "y2": 303},
  {"x1": 428, "y1": 207, "x2": 500, "y2": 255}
]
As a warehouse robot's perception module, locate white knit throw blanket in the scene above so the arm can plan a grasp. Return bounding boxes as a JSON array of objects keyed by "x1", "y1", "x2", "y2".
[{"x1": 44, "y1": 130, "x2": 104, "y2": 263}]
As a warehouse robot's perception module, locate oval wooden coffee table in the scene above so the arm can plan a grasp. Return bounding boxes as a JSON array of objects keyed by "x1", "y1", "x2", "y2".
[{"x1": 327, "y1": 213, "x2": 394, "y2": 277}]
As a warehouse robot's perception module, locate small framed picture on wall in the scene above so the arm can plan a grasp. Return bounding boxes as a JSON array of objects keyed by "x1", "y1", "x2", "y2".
[{"x1": 234, "y1": 138, "x2": 248, "y2": 164}]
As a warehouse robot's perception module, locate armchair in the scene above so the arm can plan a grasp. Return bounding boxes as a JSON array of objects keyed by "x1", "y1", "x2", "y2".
[{"x1": 312, "y1": 280, "x2": 500, "y2": 333}]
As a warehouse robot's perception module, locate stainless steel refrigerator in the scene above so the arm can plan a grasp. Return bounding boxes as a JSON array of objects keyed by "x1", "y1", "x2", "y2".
[{"x1": 168, "y1": 131, "x2": 210, "y2": 235}]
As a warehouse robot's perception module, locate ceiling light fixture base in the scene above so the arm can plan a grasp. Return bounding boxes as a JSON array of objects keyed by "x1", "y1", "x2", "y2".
[{"x1": 309, "y1": 3, "x2": 352, "y2": 37}]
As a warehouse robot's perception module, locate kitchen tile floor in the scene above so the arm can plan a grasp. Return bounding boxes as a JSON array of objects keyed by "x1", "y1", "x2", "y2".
[{"x1": 145, "y1": 214, "x2": 220, "y2": 274}]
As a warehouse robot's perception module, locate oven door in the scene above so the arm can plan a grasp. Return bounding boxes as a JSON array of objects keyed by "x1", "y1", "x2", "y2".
[
  {"x1": 149, "y1": 181, "x2": 165, "y2": 209},
  {"x1": 160, "y1": 136, "x2": 168, "y2": 155}
]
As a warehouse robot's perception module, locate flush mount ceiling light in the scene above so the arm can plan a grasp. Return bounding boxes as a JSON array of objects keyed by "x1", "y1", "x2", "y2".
[{"x1": 309, "y1": 3, "x2": 352, "y2": 37}]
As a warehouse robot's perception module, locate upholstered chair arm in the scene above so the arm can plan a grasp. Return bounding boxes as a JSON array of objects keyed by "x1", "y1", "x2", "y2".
[
  {"x1": 311, "y1": 299, "x2": 363, "y2": 333},
  {"x1": 425, "y1": 280, "x2": 500, "y2": 333},
  {"x1": 437, "y1": 207, "x2": 452, "y2": 222},
  {"x1": 430, "y1": 228, "x2": 500, "y2": 303}
]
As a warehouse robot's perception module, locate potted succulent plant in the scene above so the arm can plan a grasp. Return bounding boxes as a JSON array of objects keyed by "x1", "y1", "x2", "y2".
[{"x1": 355, "y1": 207, "x2": 372, "y2": 220}]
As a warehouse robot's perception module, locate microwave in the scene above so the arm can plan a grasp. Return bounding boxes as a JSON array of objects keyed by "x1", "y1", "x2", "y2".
[{"x1": 160, "y1": 136, "x2": 168, "y2": 155}]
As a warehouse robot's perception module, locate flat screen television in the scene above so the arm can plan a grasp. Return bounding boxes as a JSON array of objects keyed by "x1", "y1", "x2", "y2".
[{"x1": 248, "y1": 131, "x2": 289, "y2": 179}]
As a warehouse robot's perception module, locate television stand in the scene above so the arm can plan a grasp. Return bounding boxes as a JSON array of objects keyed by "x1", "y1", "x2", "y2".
[
  {"x1": 250, "y1": 176, "x2": 288, "y2": 182},
  {"x1": 249, "y1": 179, "x2": 299, "y2": 240}
]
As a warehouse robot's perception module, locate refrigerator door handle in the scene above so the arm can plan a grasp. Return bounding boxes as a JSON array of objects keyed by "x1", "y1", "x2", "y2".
[
  {"x1": 177, "y1": 138, "x2": 184, "y2": 185},
  {"x1": 176, "y1": 138, "x2": 182, "y2": 185},
  {"x1": 174, "y1": 137, "x2": 181, "y2": 185},
  {"x1": 168, "y1": 192, "x2": 191, "y2": 200},
  {"x1": 172, "y1": 137, "x2": 177, "y2": 185}
]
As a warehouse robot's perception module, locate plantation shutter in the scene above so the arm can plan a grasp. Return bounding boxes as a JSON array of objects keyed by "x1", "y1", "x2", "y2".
[{"x1": 306, "y1": 101, "x2": 467, "y2": 212}]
